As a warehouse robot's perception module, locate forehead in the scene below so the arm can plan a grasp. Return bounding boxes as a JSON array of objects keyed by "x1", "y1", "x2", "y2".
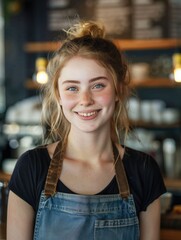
[{"x1": 59, "y1": 56, "x2": 109, "y2": 80}]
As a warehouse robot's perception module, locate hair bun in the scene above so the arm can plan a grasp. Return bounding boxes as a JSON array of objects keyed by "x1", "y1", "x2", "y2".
[{"x1": 65, "y1": 21, "x2": 105, "y2": 40}]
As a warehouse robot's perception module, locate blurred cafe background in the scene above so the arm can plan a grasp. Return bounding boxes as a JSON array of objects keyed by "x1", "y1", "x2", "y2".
[{"x1": 0, "y1": 0, "x2": 181, "y2": 239}]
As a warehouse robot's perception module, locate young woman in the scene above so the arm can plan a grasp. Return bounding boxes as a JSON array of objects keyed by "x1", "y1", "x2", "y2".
[{"x1": 7, "y1": 21, "x2": 166, "y2": 240}]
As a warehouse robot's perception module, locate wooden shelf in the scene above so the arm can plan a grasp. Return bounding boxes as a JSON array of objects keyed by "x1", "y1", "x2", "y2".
[
  {"x1": 164, "y1": 178, "x2": 181, "y2": 191},
  {"x1": 25, "y1": 78, "x2": 181, "y2": 90},
  {"x1": 24, "y1": 80, "x2": 42, "y2": 89},
  {"x1": 113, "y1": 39, "x2": 181, "y2": 51},
  {"x1": 130, "y1": 120, "x2": 181, "y2": 129},
  {"x1": 130, "y1": 78, "x2": 181, "y2": 88},
  {"x1": 24, "y1": 39, "x2": 181, "y2": 52},
  {"x1": 24, "y1": 41, "x2": 61, "y2": 52},
  {"x1": 0, "y1": 171, "x2": 11, "y2": 183}
]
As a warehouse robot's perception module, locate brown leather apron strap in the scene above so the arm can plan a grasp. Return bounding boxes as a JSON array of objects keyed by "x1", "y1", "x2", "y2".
[
  {"x1": 112, "y1": 144, "x2": 130, "y2": 199},
  {"x1": 44, "y1": 140, "x2": 130, "y2": 199},
  {"x1": 44, "y1": 141, "x2": 65, "y2": 197}
]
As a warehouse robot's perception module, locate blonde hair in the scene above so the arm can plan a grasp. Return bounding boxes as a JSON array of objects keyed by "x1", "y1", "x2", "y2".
[{"x1": 41, "y1": 21, "x2": 130, "y2": 145}]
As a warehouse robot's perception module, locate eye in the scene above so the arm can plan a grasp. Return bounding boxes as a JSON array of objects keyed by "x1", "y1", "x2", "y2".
[
  {"x1": 66, "y1": 86, "x2": 78, "y2": 91},
  {"x1": 93, "y1": 83, "x2": 105, "y2": 89}
]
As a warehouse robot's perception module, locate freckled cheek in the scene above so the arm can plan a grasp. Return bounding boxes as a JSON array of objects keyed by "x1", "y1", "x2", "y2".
[
  {"x1": 96, "y1": 93, "x2": 116, "y2": 106},
  {"x1": 59, "y1": 94, "x2": 77, "y2": 109}
]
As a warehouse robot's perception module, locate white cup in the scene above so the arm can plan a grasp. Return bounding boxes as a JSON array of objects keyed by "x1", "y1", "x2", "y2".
[
  {"x1": 140, "y1": 100, "x2": 152, "y2": 122},
  {"x1": 128, "y1": 98, "x2": 141, "y2": 121},
  {"x1": 130, "y1": 63, "x2": 150, "y2": 82},
  {"x1": 150, "y1": 100, "x2": 166, "y2": 124}
]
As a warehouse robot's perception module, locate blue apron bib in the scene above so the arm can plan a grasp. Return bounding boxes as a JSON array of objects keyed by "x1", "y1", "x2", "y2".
[{"x1": 33, "y1": 142, "x2": 140, "y2": 240}]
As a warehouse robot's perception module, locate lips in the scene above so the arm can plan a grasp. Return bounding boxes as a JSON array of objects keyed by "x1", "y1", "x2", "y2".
[
  {"x1": 78, "y1": 111, "x2": 97, "y2": 117},
  {"x1": 76, "y1": 110, "x2": 100, "y2": 119}
]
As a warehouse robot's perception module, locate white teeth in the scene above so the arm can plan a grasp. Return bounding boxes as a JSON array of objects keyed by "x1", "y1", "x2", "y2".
[{"x1": 78, "y1": 111, "x2": 96, "y2": 117}]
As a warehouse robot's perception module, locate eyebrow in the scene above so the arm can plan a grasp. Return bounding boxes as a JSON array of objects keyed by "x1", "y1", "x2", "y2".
[{"x1": 61, "y1": 76, "x2": 108, "y2": 84}]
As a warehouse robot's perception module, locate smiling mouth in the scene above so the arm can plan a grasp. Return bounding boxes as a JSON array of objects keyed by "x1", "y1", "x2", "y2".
[{"x1": 77, "y1": 111, "x2": 97, "y2": 117}]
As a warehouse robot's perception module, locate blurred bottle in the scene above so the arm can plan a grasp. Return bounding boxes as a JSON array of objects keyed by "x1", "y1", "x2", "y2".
[
  {"x1": 163, "y1": 138, "x2": 176, "y2": 179},
  {"x1": 152, "y1": 140, "x2": 164, "y2": 172}
]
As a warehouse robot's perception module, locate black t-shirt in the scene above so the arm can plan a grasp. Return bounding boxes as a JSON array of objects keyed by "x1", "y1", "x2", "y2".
[{"x1": 8, "y1": 145, "x2": 166, "y2": 215}]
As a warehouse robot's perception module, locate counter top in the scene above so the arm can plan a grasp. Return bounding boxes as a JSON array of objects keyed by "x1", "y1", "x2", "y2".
[
  {"x1": 0, "y1": 223, "x2": 6, "y2": 240},
  {"x1": 0, "y1": 171, "x2": 11, "y2": 183},
  {"x1": 161, "y1": 212, "x2": 181, "y2": 230}
]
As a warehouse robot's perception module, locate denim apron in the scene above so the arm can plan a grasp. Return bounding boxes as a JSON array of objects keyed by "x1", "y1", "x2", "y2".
[{"x1": 33, "y1": 142, "x2": 140, "y2": 240}]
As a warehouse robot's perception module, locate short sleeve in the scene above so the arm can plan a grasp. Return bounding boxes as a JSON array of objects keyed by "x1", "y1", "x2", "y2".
[
  {"x1": 9, "y1": 147, "x2": 50, "y2": 212},
  {"x1": 8, "y1": 150, "x2": 37, "y2": 210},
  {"x1": 123, "y1": 148, "x2": 167, "y2": 214},
  {"x1": 141, "y1": 154, "x2": 166, "y2": 211}
]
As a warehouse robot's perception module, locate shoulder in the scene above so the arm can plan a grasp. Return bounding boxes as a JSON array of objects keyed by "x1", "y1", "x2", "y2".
[
  {"x1": 122, "y1": 146, "x2": 166, "y2": 212},
  {"x1": 16, "y1": 145, "x2": 50, "y2": 170},
  {"x1": 123, "y1": 146, "x2": 158, "y2": 172},
  {"x1": 9, "y1": 144, "x2": 51, "y2": 186},
  {"x1": 8, "y1": 145, "x2": 51, "y2": 211},
  {"x1": 122, "y1": 146, "x2": 164, "y2": 186}
]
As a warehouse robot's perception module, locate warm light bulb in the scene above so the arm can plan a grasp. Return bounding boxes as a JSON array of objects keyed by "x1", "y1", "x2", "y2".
[
  {"x1": 174, "y1": 68, "x2": 181, "y2": 82},
  {"x1": 33, "y1": 57, "x2": 49, "y2": 84},
  {"x1": 36, "y1": 71, "x2": 49, "y2": 84},
  {"x1": 172, "y1": 53, "x2": 181, "y2": 82}
]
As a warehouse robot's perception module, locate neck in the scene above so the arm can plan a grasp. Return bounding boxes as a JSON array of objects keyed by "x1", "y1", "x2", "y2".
[{"x1": 66, "y1": 128, "x2": 114, "y2": 164}]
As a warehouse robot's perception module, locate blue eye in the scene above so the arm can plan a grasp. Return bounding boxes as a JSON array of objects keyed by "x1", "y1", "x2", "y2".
[
  {"x1": 67, "y1": 86, "x2": 78, "y2": 91},
  {"x1": 93, "y1": 83, "x2": 105, "y2": 89}
]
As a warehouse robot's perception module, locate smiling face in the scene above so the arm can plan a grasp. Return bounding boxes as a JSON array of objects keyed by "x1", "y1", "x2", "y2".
[{"x1": 58, "y1": 56, "x2": 118, "y2": 134}]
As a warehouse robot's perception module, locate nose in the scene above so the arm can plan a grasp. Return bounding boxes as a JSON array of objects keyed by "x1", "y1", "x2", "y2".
[{"x1": 79, "y1": 90, "x2": 94, "y2": 106}]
